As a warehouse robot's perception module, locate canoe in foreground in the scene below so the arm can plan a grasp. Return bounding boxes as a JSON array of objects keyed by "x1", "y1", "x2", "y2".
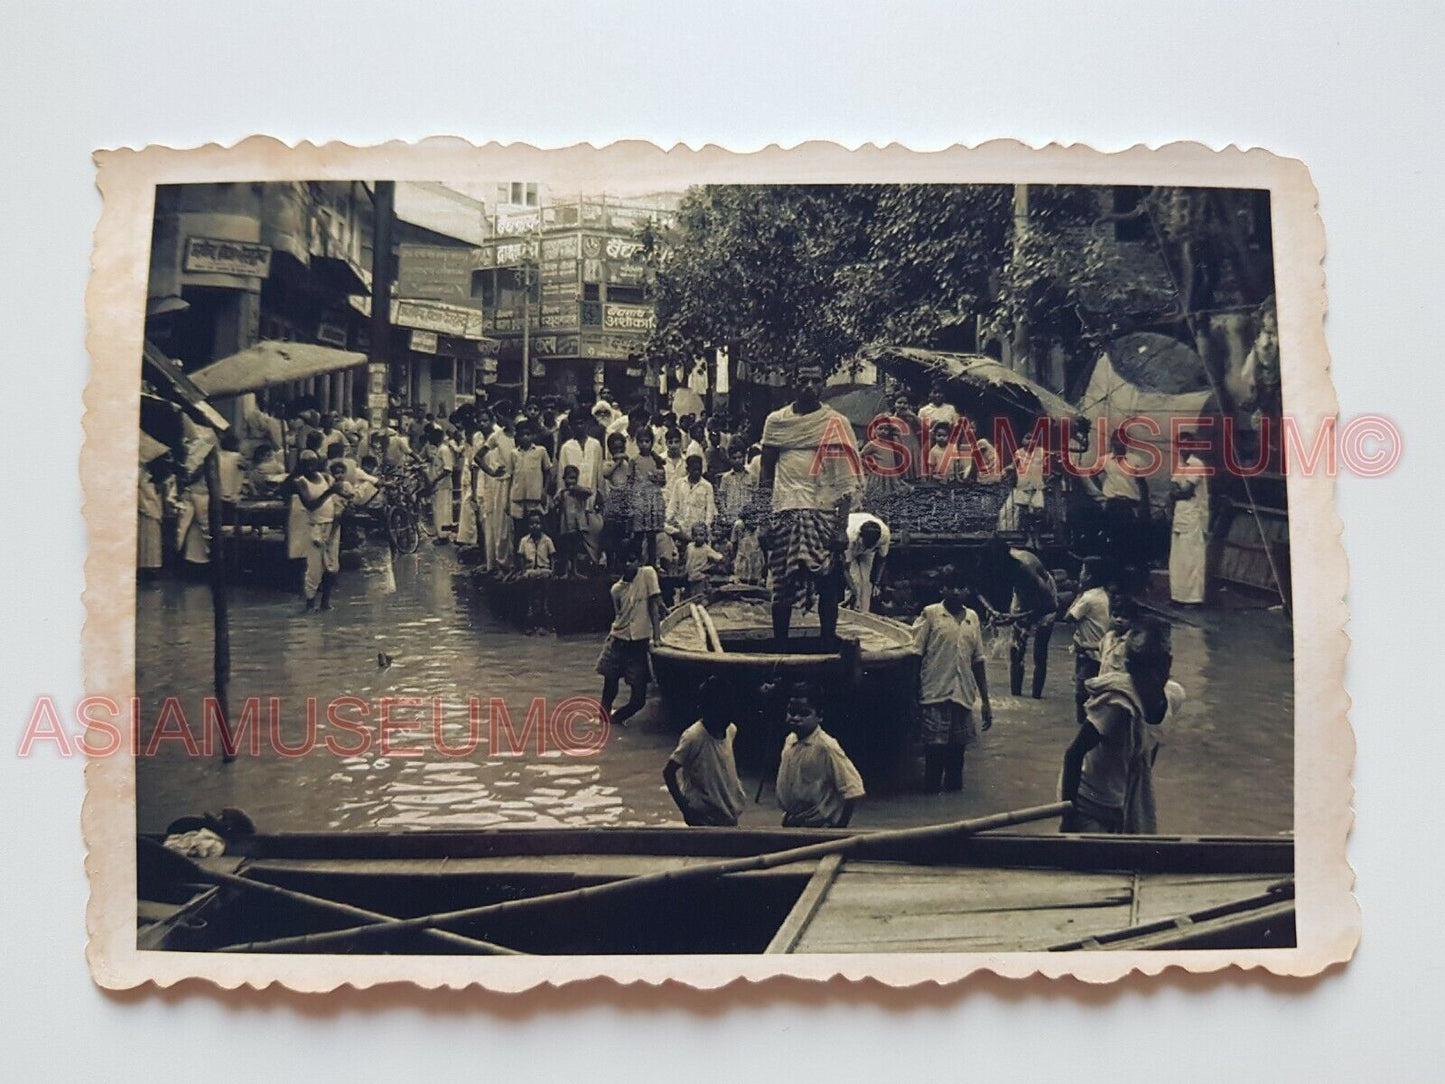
[{"x1": 138, "y1": 827, "x2": 1294, "y2": 956}]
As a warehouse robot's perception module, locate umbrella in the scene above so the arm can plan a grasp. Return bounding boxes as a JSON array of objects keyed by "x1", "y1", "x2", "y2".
[
  {"x1": 860, "y1": 344, "x2": 1081, "y2": 422},
  {"x1": 190, "y1": 340, "x2": 368, "y2": 398},
  {"x1": 820, "y1": 383, "x2": 894, "y2": 430}
]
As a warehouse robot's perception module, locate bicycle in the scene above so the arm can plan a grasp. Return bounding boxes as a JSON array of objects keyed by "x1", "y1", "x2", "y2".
[{"x1": 377, "y1": 464, "x2": 434, "y2": 554}]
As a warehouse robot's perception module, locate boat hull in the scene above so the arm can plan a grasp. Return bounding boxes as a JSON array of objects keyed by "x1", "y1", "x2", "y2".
[
  {"x1": 138, "y1": 829, "x2": 1295, "y2": 956},
  {"x1": 649, "y1": 587, "x2": 921, "y2": 779}
]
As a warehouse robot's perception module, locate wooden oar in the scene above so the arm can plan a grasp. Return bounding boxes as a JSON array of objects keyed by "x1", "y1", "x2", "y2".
[
  {"x1": 688, "y1": 602, "x2": 713, "y2": 652},
  {"x1": 698, "y1": 605, "x2": 725, "y2": 654},
  {"x1": 215, "y1": 801, "x2": 1071, "y2": 954},
  {"x1": 140, "y1": 839, "x2": 523, "y2": 955}
]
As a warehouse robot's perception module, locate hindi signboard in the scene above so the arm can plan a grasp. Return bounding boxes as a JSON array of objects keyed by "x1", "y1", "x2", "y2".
[
  {"x1": 531, "y1": 335, "x2": 580, "y2": 357},
  {"x1": 602, "y1": 303, "x2": 657, "y2": 332},
  {"x1": 539, "y1": 302, "x2": 579, "y2": 330},
  {"x1": 492, "y1": 240, "x2": 538, "y2": 267},
  {"x1": 409, "y1": 329, "x2": 439, "y2": 354},
  {"x1": 393, "y1": 298, "x2": 486, "y2": 340},
  {"x1": 579, "y1": 334, "x2": 644, "y2": 360},
  {"x1": 397, "y1": 244, "x2": 474, "y2": 299},
  {"x1": 183, "y1": 236, "x2": 272, "y2": 278},
  {"x1": 316, "y1": 319, "x2": 349, "y2": 347}
]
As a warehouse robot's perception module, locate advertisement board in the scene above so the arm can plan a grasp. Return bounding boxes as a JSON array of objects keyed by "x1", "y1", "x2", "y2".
[
  {"x1": 602, "y1": 303, "x2": 656, "y2": 332},
  {"x1": 183, "y1": 236, "x2": 272, "y2": 278},
  {"x1": 397, "y1": 244, "x2": 474, "y2": 299},
  {"x1": 539, "y1": 302, "x2": 579, "y2": 330}
]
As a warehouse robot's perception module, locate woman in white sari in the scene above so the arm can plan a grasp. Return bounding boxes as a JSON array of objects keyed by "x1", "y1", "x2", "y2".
[
  {"x1": 454, "y1": 420, "x2": 488, "y2": 548},
  {"x1": 479, "y1": 416, "x2": 515, "y2": 571}
]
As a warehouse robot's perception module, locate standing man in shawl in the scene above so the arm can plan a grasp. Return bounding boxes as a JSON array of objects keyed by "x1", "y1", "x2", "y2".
[{"x1": 758, "y1": 362, "x2": 863, "y2": 649}]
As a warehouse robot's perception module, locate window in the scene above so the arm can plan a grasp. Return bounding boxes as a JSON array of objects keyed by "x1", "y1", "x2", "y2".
[
  {"x1": 604, "y1": 285, "x2": 645, "y2": 304},
  {"x1": 525, "y1": 183, "x2": 538, "y2": 207}
]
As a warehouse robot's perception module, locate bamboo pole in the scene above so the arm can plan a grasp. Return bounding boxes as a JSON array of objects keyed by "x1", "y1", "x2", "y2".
[
  {"x1": 216, "y1": 801, "x2": 1071, "y2": 954},
  {"x1": 204, "y1": 446, "x2": 237, "y2": 764},
  {"x1": 142, "y1": 840, "x2": 522, "y2": 955}
]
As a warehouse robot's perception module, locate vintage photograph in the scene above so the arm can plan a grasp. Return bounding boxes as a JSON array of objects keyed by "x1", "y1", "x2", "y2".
[{"x1": 84, "y1": 142, "x2": 1349, "y2": 987}]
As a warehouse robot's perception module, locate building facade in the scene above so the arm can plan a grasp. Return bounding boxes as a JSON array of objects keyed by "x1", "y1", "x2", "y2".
[{"x1": 146, "y1": 181, "x2": 373, "y2": 417}]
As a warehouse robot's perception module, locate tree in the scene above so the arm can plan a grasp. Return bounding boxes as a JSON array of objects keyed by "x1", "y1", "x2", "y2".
[
  {"x1": 641, "y1": 184, "x2": 1014, "y2": 380},
  {"x1": 640, "y1": 183, "x2": 1274, "y2": 403}
]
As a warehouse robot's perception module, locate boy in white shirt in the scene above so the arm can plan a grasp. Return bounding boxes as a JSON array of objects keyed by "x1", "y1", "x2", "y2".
[
  {"x1": 663, "y1": 678, "x2": 747, "y2": 826},
  {"x1": 775, "y1": 685, "x2": 866, "y2": 828}
]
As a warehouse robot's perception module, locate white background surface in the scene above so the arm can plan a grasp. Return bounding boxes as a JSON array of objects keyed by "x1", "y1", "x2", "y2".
[{"x1": 0, "y1": 1, "x2": 1438, "y2": 1078}]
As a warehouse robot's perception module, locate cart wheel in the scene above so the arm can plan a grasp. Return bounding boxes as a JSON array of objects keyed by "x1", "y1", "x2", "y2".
[{"x1": 388, "y1": 506, "x2": 421, "y2": 555}]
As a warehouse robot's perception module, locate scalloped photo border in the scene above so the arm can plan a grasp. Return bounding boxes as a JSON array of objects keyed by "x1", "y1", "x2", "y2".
[{"x1": 83, "y1": 138, "x2": 1355, "y2": 992}]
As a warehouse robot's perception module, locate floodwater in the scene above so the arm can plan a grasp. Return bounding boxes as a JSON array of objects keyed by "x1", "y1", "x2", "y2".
[{"x1": 135, "y1": 544, "x2": 1294, "y2": 838}]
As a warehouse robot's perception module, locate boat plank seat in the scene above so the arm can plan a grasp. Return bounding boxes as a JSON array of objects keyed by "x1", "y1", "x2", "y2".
[{"x1": 787, "y1": 866, "x2": 1292, "y2": 954}]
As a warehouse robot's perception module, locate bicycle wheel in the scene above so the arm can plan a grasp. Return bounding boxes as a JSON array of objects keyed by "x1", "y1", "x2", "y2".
[
  {"x1": 415, "y1": 497, "x2": 437, "y2": 539},
  {"x1": 388, "y1": 505, "x2": 421, "y2": 555}
]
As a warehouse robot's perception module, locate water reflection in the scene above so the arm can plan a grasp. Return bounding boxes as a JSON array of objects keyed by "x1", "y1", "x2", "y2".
[{"x1": 136, "y1": 545, "x2": 1294, "y2": 837}]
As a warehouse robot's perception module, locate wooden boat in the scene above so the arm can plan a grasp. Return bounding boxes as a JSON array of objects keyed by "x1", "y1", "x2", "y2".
[
  {"x1": 137, "y1": 821, "x2": 1294, "y2": 955},
  {"x1": 473, "y1": 568, "x2": 618, "y2": 635},
  {"x1": 649, "y1": 585, "x2": 921, "y2": 774}
]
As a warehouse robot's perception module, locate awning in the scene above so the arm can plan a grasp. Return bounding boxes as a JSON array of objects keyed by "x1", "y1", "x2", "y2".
[
  {"x1": 861, "y1": 344, "x2": 1082, "y2": 423},
  {"x1": 311, "y1": 254, "x2": 371, "y2": 297},
  {"x1": 142, "y1": 340, "x2": 230, "y2": 430},
  {"x1": 190, "y1": 340, "x2": 369, "y2": 398}
]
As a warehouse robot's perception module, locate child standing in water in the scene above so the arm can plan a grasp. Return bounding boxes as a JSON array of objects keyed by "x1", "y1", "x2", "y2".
[
  {"x1": 775, "y1": 684, "x2": 866, "y2": 828},
  {"x1": 600, "y1": 431, "x2": 635, "y2": 569},
  {"x1": 556, "y1": 463, "x2": 593, "y2": 576},
  {"x1": 516, "y1": 509, "x2": 556, "y2": 635},
  {"x1": 629, "y1": 427, "x2": 667, "y2": 567},
  {"x1": 505, "y1": 421, "x2": 553, "y2": 548}
]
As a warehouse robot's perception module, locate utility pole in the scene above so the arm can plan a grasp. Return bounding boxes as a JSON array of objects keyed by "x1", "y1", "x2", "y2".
[
  {"x1": 521, "y1": 260, "x2": 531, "y2": 405},
  {"x1": 369, "y1": 180, "x2": 395, "y2": 427},
  {"x1": 1010, "y1": 183, "x2": 1032, "y2": 378}
]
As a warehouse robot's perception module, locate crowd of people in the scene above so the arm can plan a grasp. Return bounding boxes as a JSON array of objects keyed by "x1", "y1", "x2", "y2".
[
  {"x1": 139, "y1": 368, "x2": 1206, "y2": 836},
  {"x1": 649, "y1": 365, "x2": 1189, "y2": 834}
]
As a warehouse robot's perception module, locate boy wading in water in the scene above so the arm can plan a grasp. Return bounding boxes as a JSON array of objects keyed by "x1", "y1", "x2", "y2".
[
  {"x1": 596, "y1": 543, "x2": 663, "y2": 727},
  {"x1": 516, "y1": 509, "x2": 556, "y2": 635},
  {"x1": 775, "y1": 684, "x2": 866, "y2": 828},
  {"x1": 663, "y1": 677, "x2": 747, "y2": 826},
  {"x1": 911, "y1": 581, "x2": 993, "y2": 793}
]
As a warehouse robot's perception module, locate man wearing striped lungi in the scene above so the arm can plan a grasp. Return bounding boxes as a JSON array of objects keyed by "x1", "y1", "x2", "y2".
[{"x1": 758, "y1": 362, "x2": 863, "y2": 649}]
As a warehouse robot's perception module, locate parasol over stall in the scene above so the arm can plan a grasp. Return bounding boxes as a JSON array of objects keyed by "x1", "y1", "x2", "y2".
[
  {"x1": 859, "y1": 344, "x2": 1084, "y2": 428},
  {"x1": 189, "y1": 340, "x2": 368, "y2": 399}
]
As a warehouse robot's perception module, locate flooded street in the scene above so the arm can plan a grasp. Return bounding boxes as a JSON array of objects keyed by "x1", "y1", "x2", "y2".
[{"x1": 136, "y1": 544, "x2": 1293, "y2": 838}]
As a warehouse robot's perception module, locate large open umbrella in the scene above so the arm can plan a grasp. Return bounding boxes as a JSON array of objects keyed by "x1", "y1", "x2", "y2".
[
  {"x1": 190, "y1": 340, "x2": 368, "y2": 398},
  {"x1": 860, "y1": 344, "x2": 1081, "y2": 423},
  {"x1": 820, "y1": 383, "x2": 894, "y2": 432}
]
